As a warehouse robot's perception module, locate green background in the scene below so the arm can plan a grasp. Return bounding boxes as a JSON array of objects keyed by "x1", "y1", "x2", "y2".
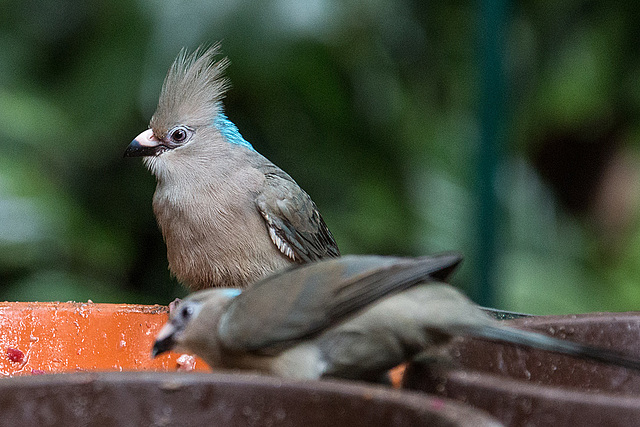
[{"x1": 2, "y1": 0, "x2": 640, "y2": 314}]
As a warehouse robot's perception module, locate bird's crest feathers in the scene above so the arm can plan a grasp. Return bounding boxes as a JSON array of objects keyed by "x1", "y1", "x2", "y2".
[{"x1": 151, "y1": 45, "x2": 230, "y2": 137}]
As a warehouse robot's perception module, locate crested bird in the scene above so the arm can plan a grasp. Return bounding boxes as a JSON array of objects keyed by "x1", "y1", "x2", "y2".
[
  {"x1": 152, "y1": 253, "x2": 640, "y2": 382},
  {"x1": 124, "y1": 46, "x2": 339, "y2": 291}
]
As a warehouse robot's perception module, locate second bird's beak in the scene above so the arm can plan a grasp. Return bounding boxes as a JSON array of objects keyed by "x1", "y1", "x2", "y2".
[
  {"x1": 124, "y1": 129, "x2": 163, "y2": 157},
  {"x1": 151, "y1": 323, "x2": 178, "y2": 358}
]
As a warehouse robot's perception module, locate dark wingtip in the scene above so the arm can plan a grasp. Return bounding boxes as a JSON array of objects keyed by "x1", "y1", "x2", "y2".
[{"x1": 421, "y1": 252, "x2": 463, "y2": 282}]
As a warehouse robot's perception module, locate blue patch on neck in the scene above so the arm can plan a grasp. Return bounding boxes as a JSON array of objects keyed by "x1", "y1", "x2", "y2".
[
  {"x1": 221, "y1": 288, "x2": 242, "y2": 298},
  {"x1": 214, "y1": 110, "x2": 255, "y2": 151}
]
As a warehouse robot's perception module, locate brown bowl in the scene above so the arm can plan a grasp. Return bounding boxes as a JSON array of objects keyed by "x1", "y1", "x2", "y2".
[
  {"x1": 0, "y1": 372, "x2": 503, "y2": 426},
  {"x1": 403, "y1": 312, "x2": 640, "y2": 426}
]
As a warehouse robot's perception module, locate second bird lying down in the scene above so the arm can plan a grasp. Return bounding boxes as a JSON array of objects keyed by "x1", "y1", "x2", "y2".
[{"x1": 152, "y1": 254, "x2": 640, "y2": 382}]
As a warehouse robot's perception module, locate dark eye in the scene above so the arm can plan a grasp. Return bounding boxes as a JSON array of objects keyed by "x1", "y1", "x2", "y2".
[
  {"x1": 182, "y1": 305, "x2": 194, "y2": 320},
  {"x1": 168, "y1": 126, "x2": 192, "y2": 143}
]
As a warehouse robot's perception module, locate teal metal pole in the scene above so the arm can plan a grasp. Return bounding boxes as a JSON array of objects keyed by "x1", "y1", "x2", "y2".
[{"x1": 476, "y1": 0, "x2": 507, "y2": 307}]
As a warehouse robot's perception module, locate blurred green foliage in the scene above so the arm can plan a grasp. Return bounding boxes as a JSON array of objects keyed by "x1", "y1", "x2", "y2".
[{"x1": 1, "y1": 0, "x2": 640, "y2": 313}]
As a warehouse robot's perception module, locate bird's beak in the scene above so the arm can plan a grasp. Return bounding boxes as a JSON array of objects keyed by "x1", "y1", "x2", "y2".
[
  {"x1": 151, "y1": 323, "x2": 178, "y2": 358},
  {"x1": 124, "y1": 129, "x2": 164, "y2": 157}
]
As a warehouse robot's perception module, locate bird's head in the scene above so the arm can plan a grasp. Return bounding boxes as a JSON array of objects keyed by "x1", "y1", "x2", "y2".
[
  {"x1": 151, "y1": 288, "x2": 241, "y2": 361},
  {"x1": 124, "y1": 45, "x2": 254, "y2": 179}
]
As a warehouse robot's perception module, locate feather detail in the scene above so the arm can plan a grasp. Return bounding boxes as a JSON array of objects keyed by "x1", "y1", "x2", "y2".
[
  {"x1": 151, "y1": 44, "x2": 231, "y2": 136},
  {"x1": 256, "y1": 168, "x2": 340, "y2": 263},
  {"x1": 266, "y1": 216, "x2": 297, "y2": 261},
  {"x1": 214, "y1": 111, "x2": 254, "y2": 150}
]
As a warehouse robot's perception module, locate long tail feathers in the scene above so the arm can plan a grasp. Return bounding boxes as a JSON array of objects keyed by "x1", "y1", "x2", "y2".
[{"x1": 471, "y1": 325, "x2": 640, "y2": 371}]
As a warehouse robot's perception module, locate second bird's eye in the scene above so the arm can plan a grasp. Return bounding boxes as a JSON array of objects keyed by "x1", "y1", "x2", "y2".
[
  {"x1": 168, "y1": 126, "x2": 192, "y2": 144},
  {"x1": 182, "y1": 305, "x2": 194, "y2": 320}
]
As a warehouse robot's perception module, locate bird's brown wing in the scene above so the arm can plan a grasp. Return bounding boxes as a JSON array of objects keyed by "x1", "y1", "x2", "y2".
[
  {"x1": 218, "y1": 253, "x2": 463, "y2": 353},
  {"x1": 256, "y1": 169, "x2": 340, "y2": 263}
]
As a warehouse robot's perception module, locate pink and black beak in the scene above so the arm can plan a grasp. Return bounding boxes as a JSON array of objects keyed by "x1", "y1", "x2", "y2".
[
  {"x1": 124, "y1": 129, "x2": 165, "y2": 157},
  {"x1": 151, "y1": 322, "x2": 179, "y2": 358}
]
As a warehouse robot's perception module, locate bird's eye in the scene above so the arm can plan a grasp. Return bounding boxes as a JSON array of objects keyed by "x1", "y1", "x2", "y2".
[
  {"x1": 182, "y1": 305, "x2": 194, "y2": 320},
  {"x1": 168, "y1": 126, "x2": 192, "y2": 144}
]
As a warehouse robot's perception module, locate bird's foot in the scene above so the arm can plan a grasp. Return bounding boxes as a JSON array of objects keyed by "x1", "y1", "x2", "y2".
[{"x1": 176, "y1": 354, "x2": 197, "y2": 372}]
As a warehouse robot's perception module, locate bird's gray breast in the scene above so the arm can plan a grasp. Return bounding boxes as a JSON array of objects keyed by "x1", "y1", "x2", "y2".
[{"x1": 151, "y1": 167, "x2": 290, "y2": 289}]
